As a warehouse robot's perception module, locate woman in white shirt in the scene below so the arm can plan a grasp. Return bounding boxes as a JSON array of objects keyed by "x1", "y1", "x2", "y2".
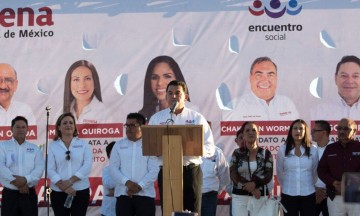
[
  {"x1": 230, "y1": 122, "x2": 274, "y2": 216},
  {"x1": 48, "y1": 112, "x2": 93, "y2": 216},
  {"x1": 276, "y1": 119, "x2": 318, "y2": 216}
]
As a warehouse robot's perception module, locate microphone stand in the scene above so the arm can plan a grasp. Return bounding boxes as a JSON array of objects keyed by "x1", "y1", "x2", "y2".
[{"x1": 44, "y1": 107, "x2": 51, "y2": 216}]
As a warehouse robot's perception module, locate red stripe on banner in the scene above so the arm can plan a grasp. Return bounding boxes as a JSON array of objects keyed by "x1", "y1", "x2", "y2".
[
  {"x1": 220, "y1": 121, "x2": 293, "y2": 136},
  {"x1": 0, "y1": 125, "x2": 37, "y2": 140},
  {"x1": 48, "y1": 123, "x2": 123, "y2": 139},
  {"x1": 310, "y1": 120, "x2": 360, "y2": 136}
]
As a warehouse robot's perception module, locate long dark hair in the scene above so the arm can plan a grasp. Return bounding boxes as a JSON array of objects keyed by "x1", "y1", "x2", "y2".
[
  {"x1": 285, "y1": 119, "x2": 311, "y2": 157},
  {"x1": 63, "y1": 60, "x2": 102, "y2": 113},
  {"x1": 139, "y1": 55, "x2": 190, "y2": 120}
]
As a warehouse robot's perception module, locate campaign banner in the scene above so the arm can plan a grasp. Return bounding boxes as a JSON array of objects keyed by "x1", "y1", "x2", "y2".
[{"x1": 1, "y1": 1, "x2": 360, "y2": 215}]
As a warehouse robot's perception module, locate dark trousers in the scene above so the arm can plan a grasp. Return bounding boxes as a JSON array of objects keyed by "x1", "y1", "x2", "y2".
[
  {"x1": 116, "y1": 195, "x2": 155, "y2": 216},
  {"x1": 158, "y1": 164, "x2": 203, "y2": 215},
  {"x1": 201, "y1": 191, "x2": 218, "y2": 216},
  {"x1": 281, "y1": 193, "x2": 316, "y2": 216},
  {"x1": 50, "y1": 188, "x2": 90, "y2": 216},
  {"x1": 315, "y1": 197, "x2": 329, "y2": 216},
  {"x1": 2, "y1": 187, "x2": 38, "y2": 216}
]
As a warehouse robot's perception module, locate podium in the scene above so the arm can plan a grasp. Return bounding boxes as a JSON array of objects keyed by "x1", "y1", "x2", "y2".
[{"x1": 142, "y1": 125, "x2": 204, "y2": 216}]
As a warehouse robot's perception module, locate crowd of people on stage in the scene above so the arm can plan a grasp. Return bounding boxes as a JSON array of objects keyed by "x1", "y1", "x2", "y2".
[{"x1": 1, "y1": 55, "x2": 360, "y2": 216}]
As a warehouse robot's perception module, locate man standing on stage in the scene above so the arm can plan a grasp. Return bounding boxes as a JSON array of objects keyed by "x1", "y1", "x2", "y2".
[
  {"x1": 0, "y1": 116, "x2": 44, "y2": 216},
  {"x1": 149, "y1": 80, "x2": 215, "y2": 214},
  {"x1": 318, "y1": 118, "x2": 360, "y2": 216},
  {"x1": 311, "y1": 120, "x2": 331, "y2": 216},
  {"x1": 110, "y1": 113, "x2": 159, "y2": 216}
]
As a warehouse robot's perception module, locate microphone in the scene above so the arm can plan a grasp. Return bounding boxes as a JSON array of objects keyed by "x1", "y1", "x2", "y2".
[
  {"x1": 45, "y1": 106, "x2": 52, "y2": 111},
  {"x1": 169, "y1": 101, "x2": 178, "y2": 114}
]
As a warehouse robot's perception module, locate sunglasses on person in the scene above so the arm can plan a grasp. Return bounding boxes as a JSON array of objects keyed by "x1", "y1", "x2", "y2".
[{"x1": 65, "y1": 150, "x2": 70, "y2": 160}]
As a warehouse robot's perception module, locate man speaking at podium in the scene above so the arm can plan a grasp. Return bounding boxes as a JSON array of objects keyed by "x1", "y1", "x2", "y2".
[{"x1": 149, "y1": 80, "x2": 215, "y2": 215}]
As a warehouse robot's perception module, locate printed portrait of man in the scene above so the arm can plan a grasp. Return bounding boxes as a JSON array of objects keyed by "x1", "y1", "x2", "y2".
[
  {"x1": 223, "y1": 56, "x2": 299, "y2": 121},
  {"x1": 311, "y1": 55, "x2": 360, "y2": 121},
  {"x1": 0, "y1": 63, "x2": 36, "y2": 126}
]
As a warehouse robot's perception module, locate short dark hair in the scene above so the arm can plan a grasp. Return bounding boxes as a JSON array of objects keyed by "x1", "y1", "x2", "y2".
[
  {"x1": 106, "y1": 141, "x2": 116, "y2": 158},
  {"x1": 335, "y1": 55, "x2": 360, "y2": 75},
  {"x1": 127, "y1": 113, "x2": 146, "y2": 125},
  {"x1": 54, "y1": 112, "x2": 78, "y2": 140},
  {"x1": 166, "y1": 80, "x2": 188, "y2": 95},
  {"x1": 11, "y1": 116, "x2": 28, "y2": 128},
  {"x1": 314, "y1": 120, "x2": 331, "y2": 135},
  {"x1": 250, "y1": 56, "x2": 277, "y2": 74}
]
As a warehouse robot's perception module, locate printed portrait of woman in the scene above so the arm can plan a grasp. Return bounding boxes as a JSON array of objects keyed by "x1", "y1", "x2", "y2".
[
  {"x1": 139, "y1": 55, "x2": 197, "y2": 121},
  {"x1": 61, "y1": 60, "x2": 113, "y2": 124}
]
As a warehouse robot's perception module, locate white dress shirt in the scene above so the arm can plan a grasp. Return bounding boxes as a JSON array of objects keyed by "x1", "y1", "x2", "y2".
[
  {"x1": 223, "y1": 92, "x2": 299, "y2": 120},
  {"x1": 101, "y1": 165, "x2": 116, "y2": 216},
  {"x1": 201, "y1": 146, "x2": 230, "y2": 193},
  {"x1": 149, "y1": 107, "x2": 215, "y2": 166},
  {"x1": 276, "y1": 144, "x2": 318, "y2": 196},
  {"x1": 48, "y1": 137, "x2": 93, "y2": 191},
  {"x1": 311, "y1": 93, "x2": 360, "y2": 121},
  {"x1": 0, "y1": 138, "x2": 44, "y2": 189},
  {"x1": 109, "y1": 138, "x2": 159, "y2": 198},
  {"x1": 0, "y1": 100, "x2": 36, "y2": 126}
]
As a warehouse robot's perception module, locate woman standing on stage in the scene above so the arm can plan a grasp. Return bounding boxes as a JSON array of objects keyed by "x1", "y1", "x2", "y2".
[
  {"x1": 276, "y1": 119, "x2": 318, "y2": 216},
  {"x1": 48, "y1": 112, "x2": 93, "y2": 216},
  {"x1": 230, "y1": 121, "x2": 273, "y2": 216}
]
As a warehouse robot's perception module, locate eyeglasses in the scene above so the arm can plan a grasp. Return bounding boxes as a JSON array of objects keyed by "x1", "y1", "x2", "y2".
[
  {"x1": 0, "y1": 78, "x2": 16, "y2": 85},
  {"x1": 335, "y1": 126, "x2": 353, "y2": 132},
  {"x1": 124, "y1": 123, "x2": 140, "y2": 129},
  {"x1": 65, "y1": 150, "x2": 70, "y2": 160}
]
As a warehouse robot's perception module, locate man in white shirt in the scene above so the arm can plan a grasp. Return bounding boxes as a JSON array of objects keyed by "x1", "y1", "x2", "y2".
[
  {"x1": 311, "y1": 120, "x2": 331, "y2": 216},
  {"x1": 110, "y1": 113, "x2": 159, "y2": 216},
  {"x1": 0, "y1": 63, "x2": 36, "y2": 126},
  {"x1": 0, "y1": 116, "x2": 44, "y2": 216},
  {"x1": 149, "y1": 80, "x2": 215, "y2": 214},
  {"x1": 201, "y1": 146, "x2": 230, "y2": 216},
  {"x1": 223, "y1": 57, "x2": 299, "y2": 120},
  {"x1": 311, "y1": 55, "x2": 360, "y2": 121}
]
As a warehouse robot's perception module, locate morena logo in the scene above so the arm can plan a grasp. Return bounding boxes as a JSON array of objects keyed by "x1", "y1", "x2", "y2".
[{"x1": 249, "y1": 0, "x2": 302, "y2": 18}]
